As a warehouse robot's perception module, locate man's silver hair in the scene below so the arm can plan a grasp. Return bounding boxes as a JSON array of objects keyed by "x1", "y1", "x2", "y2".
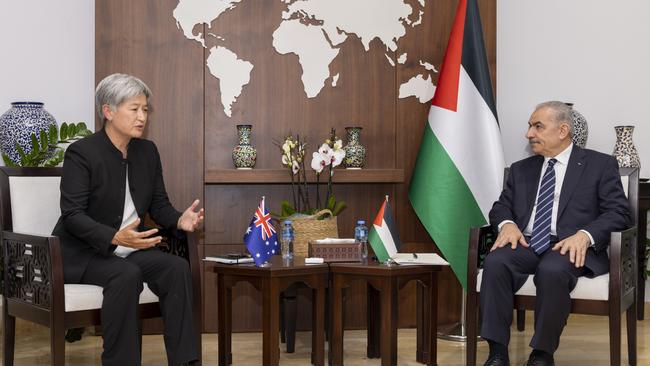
[
  {"x1": 535, "y1": 101, "x2": 573, "y2": 137},
  {"x1": 95, "y1": 73, "x2": 152, "y2": 125}
]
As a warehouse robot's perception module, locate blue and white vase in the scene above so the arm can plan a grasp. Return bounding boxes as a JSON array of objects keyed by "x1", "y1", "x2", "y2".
[{"x1": 0, "y1": 102, "x2": 57, "y2": 164}]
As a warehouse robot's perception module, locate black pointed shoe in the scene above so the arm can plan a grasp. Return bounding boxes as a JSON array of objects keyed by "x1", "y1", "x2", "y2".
[
  {"x1": 524, "y1": 353, "x2": 554, "y2": 366},
  {"x1": 484, "y1": 353, "x2": 510, "y2": 366}
]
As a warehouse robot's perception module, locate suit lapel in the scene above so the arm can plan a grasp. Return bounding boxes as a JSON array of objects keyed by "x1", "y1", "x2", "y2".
[
  {"x1": 523, "y1": 156, "x2": 544, "y2": 225},
  {"x1": 558, "y1": 147, "x2": 586, "y2": 218}
]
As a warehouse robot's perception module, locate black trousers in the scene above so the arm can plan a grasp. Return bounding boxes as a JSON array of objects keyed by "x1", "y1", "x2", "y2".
[
  {"x1": 80, "y1": 248, "x2": 198, "y2": 366},
  {"x1": 479, "y1": 245, "x2": 586, "y2": 354}
]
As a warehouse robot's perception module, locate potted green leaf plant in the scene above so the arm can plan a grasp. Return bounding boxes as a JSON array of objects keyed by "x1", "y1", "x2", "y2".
[{"x1": 2, "y1": 122, "x2": 91, "y2": 167}]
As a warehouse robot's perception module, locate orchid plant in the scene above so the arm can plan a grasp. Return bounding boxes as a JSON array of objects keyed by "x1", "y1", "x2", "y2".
[
  {"x1": 276, "y1": 128, "x2": 347, "y2": 219},
  {"x1": 310, "y1": 128, "x2": 345, "y2": 211}
]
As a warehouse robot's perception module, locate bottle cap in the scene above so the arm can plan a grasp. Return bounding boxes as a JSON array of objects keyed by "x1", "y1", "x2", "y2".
[
  {"x1": 357, "y1": 220, "x2": 365, "y2": 225},
  {"x1": 284, "y1": 220, "x2": 292, "y2": 224}
]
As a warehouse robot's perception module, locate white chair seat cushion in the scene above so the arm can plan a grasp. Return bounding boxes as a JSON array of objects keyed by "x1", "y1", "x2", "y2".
[
  {"x1": 64, "y1": 283, "x2": 159, "y2": 312},
  {"x1": 476, "y1": 269, "x2": 609, "y2": 301}
]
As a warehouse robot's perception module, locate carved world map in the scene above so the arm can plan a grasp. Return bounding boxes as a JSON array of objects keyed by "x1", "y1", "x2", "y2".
[{"x1": 173, "y1": 0, "x2": 436, "y2": 117}]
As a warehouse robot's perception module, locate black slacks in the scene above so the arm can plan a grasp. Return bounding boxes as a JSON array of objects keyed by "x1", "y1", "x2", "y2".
[
  {"x1": 479, "y1": 245, "x2": 586, "y2": 354},
  {"x1": 80, "y1": 248, "x2": 198, "y2": 366}
]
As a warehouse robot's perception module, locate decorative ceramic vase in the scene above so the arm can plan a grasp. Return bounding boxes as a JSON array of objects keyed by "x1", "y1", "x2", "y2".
[
  {"x1": 612, "y1": 125, "x2": 640, "y2": 168},
  {"x1": 564, "y1": 102, "x2": 588, "y2": 148},
  {"x1": 232, "y1": 124, "x2": 256, "y2": 169},
  {"x1": 343, "y1": 126, "x2": 366, "y2": 169},
  {"x1": 0, "y1": 102, "x2": 57, "y2": 165}
]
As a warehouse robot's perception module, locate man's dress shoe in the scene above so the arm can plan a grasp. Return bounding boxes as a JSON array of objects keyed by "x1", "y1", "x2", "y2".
[
  {"x1": 484, "y1": 354, "x2": 510, "y2": 366},
  {"x1": 524, "y1": 354, "x2": 554, "y2": 366}
]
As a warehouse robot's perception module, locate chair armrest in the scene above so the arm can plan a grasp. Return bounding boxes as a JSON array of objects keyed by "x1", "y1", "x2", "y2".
[
  {"x1": 467, "y1": 225, "x2": 494, "y2": 294},
  {"x1": 1, "y1": 230, "x2": 64, "y2": 311},
  {"x1": 156, "y1": 227, "x2": 200, "y2": 285},
  {"x1": 156, "y1": 228, "x2": 202, "y2": 333},
  {"x1": 157, "y1": 227, "x2": 190, "y2": 260},
  {"x1": 608, "y1": 226, "x2": 636, "y2": 310},
  {"x1": 468, "y1": 225, "x2": 495, "y2": 270}
]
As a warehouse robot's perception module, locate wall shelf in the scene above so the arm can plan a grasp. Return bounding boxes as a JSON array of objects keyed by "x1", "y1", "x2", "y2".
[{"x1": 204, "y1": 169, "x2": 405, "y2": 184}]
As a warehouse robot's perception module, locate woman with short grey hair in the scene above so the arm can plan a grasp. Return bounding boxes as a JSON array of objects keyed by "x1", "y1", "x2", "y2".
[
  {"x1": 95, "y1": 73, "x2": 152, "y2": 125},
  {"x1": 53, "y1": 73, "x2": 203, "y2": 366}
]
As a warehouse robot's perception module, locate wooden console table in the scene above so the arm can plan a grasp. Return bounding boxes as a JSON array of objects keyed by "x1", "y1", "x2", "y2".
[
  {"x1": 211, "y1": 256, "x2": 329, "y2": 366},
  {"x1": 329, "y1": 262, "x2": 440, "y2": 366}
]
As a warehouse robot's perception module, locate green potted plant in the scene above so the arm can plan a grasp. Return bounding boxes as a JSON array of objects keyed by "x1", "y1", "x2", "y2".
[{"x1": 2, "y1": 122, "x2": 91, "y2": 167}]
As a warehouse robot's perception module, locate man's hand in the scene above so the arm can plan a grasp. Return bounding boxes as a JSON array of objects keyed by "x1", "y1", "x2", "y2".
[
  {"x1": 552, "y1": 231, "x2": 590, "y2": 268},
  {"x1": 177, "y1": 199, "x2": 205, "y2": 232},
  {"x1": 491, "y1": 222, "x2": 528, "y2": 251},
  {"x1": 112, "y1": 218, "x2": 162, "y2": 249}
]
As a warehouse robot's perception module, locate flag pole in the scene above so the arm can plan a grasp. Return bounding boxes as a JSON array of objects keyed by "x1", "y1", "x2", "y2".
[
  {"x1": 437, "y1": 290, "x2": 483, "y2": 342},
  {"x1": 437, "y1": 290, "x2": 467, "y2": 341}
]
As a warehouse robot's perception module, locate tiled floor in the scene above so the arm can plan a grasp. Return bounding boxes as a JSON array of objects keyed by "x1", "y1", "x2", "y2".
[{"x1": 2, "y1": 304, "x2": 649, "y2": 365}]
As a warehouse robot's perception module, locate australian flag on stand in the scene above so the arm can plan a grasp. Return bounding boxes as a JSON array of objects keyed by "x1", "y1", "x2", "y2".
[{"x1": 244, "y1": 197, "x2": 279, "y2": 266}]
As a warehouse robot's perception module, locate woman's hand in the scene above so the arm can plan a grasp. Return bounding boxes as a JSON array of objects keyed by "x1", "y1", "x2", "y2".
[
  {"x1": 111, "y1": 218, "x2": 162, "y2": 248},
  {"x1": 177, "y1": 199, "x2": 205, "y2": 232}
]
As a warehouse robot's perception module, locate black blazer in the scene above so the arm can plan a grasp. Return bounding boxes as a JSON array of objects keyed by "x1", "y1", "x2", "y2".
[
  {"x1": 53, "y1": 129, "x2": 181, "y2": 283},
  {"x1": 489, "y1": 146, "x2": 630, "y2": 276}
]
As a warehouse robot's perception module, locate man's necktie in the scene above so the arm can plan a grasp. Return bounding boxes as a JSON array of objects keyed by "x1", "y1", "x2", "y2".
[{"x1": 529, "y1": 158, "x2": 557, "y2": 254}]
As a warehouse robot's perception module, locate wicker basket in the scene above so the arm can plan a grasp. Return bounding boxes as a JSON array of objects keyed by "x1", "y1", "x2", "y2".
[{"x1": 291, "y1": 209, "x2": 339, "y2": 257}]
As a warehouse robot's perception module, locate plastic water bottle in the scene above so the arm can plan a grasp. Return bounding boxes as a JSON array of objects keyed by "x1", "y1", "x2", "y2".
[
  {"x1": 355, "y1": 220, "x2": 368, "y2": 262},
  {"x1": 281, "y1": 220, "x2": 294, "y2": 260}
]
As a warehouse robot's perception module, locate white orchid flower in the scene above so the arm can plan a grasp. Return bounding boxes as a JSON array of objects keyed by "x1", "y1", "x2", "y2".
[
  {"x1": 282, "y1": 142, "x2": 291, "y2": 154},
  {"x1": 311, "y1": 151, "x2": 328, "y2": 173},
  {"x1": 319, "y1": 143, "x2": 332, "y2": 156},
  {"x1": 282, "y1": 154, "x2": 290, "y2": 166},
  {"x1": 330, "y1": 148, "x2": 345, "y2": 167},
  {"x1": 291, "y1": 160, "x2": 300, "y2": 175}
]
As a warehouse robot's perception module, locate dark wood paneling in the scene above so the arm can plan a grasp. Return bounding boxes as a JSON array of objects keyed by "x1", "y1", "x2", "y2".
[
  {"x1": 95, "y1": 0, "x2": 204, "y2": 213},
  {"x1": 97, "y1": 0, "x2": 496, "y2": 331}
]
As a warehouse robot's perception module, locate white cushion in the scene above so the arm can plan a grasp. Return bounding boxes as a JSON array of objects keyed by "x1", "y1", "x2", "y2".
[
  {"x1": 476, "y1": 269, "x2": 609, "y2": 301},
  {"x1": 64, "y1": 283, "x2": 159, "y2": 312}
]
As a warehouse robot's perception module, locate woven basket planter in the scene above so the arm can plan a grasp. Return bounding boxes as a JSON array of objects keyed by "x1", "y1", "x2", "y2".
[{"x1": 291, "y1": 209, "x2": 339, "y2": 257}]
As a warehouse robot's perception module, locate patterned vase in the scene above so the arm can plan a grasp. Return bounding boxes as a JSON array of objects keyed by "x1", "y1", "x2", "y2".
[
  {"x1": 0, "y1": 102, "x2": 57, "y2": 165},
  {"x1": 343, "y1": 126, "x2": 366, "y2": 169},
  {"x1": 232, "y1": 124, "x2": 257, "y2": 169},
  {"x1": 564, "y1": 102, "x2": 588, "y2": 148},
  {"x1": 612, "y1": 125, "x2": 640, "y2": 168}
]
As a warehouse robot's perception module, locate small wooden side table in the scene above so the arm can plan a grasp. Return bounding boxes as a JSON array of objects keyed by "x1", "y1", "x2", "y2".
[
  {"x1": 329, "y1": 262, "x2": 441, "y2": 366},
  {"x1": 211, "y1": 256, "x2": 329, "y2": 366}
]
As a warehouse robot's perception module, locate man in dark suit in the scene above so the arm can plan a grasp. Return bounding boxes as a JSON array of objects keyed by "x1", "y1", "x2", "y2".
[{"x1": 480, "y1": 101, "x2": 630, "y2": 366}]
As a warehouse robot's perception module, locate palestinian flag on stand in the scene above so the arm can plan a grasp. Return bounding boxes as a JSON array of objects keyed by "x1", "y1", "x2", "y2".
[
  {"x1": 368, "y1": 198, "x2": 402, "y2": 263},
  {"x1": 408, "y1": 0, "x2": 504, "y2": 289}
]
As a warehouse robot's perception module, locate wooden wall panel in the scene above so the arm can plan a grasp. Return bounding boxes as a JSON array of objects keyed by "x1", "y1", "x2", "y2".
[
  {"x1": 95, "y1": 0, "x2": 204, "y2": 210},
  {"x1": 97, "y1": 0, "x2": 496, "y2": 332}
]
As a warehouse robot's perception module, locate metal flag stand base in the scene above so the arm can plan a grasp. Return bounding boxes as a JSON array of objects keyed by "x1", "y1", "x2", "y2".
[{"x1": 436, "y1": 290, "x2": 484, "y2": 342}]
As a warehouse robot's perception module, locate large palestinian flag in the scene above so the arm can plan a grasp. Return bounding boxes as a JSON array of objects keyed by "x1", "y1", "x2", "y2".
[
  {"x1": 368, "y1": 199, "x2": 402, "y2": 263},
  {"x1": 408, "y1": 0, "x2": 504, "y2": 289}
]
